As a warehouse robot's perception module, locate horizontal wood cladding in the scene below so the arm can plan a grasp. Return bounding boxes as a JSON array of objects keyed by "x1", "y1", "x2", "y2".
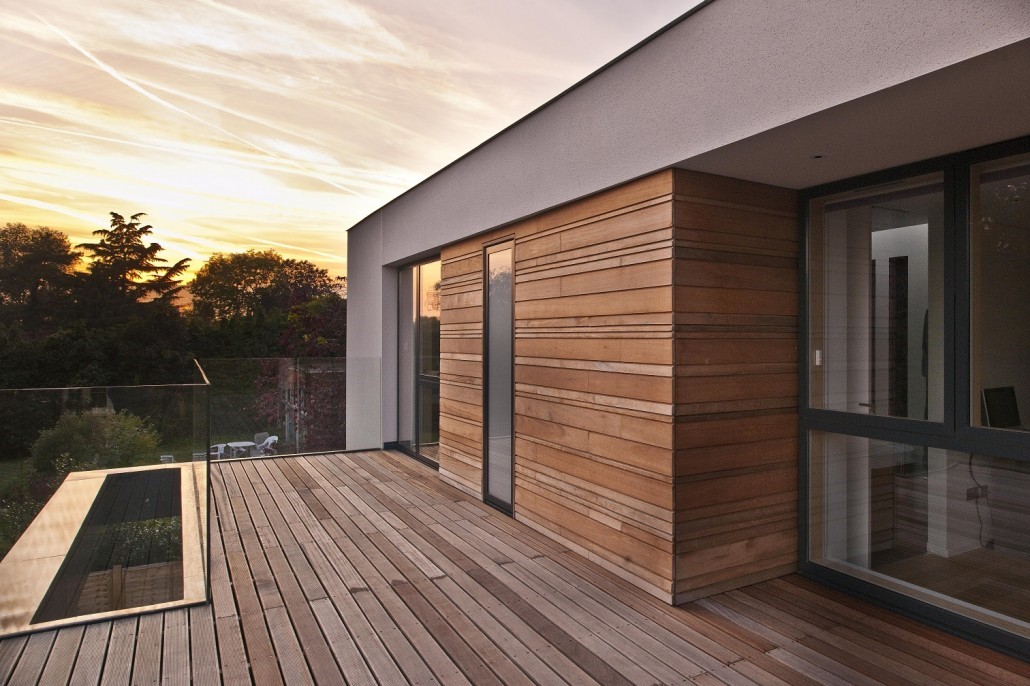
[
  {"x1": 436, "y1": 170, "x2": 678, "y2": 601},
  {"x1": 437, "y1": 168, "x2": 802, "y2": 605},
  {"x1": 672, "y1": 169, "x2": 800, "y2": 603}
]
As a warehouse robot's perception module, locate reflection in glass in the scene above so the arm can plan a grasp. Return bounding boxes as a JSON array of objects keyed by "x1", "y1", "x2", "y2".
[
  {"x1": 485, "y1": 245, "x2": 513, "y2": 510},
  {"x1": 397, "y1": 259, "x2": 440, "y2": 464},
  {"x1": 418, "y1": 382, "x2": 440, "y2": 463},
  {"x1": 809, "y1": 430, "x2": 1030, "y2": 639},
  {"x1": 809, "y1": 174, "x2": 944, "y2": 421},
  {"x1": 416, "y1": 260, "x2": 441, "y2": 461},
  {"x1": 398, "y1": 266, "x2": 416, "y2": 453},
  {"x1": 419, "y1": 260, "x2": 441, "y2": 379},
  {"x1": 971, "y1": 153, "x2": 1030, "y2": 429}
]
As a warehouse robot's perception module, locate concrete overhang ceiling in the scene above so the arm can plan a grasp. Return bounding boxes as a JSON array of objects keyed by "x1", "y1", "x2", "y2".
[{"x1": 679, "y1": 37, "x2": 1030, "y2": 190}]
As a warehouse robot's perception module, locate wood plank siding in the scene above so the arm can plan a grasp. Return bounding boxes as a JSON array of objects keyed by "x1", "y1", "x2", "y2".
[
  {"x1": 672, "y1": 170, "x2": 800, "y2": 601},
  {"x1": 438, "y1": 169, "x2": 798, "y2": 602},
  {"x1": 439, "y1": 171, "x2": 678, "y2": 600}
]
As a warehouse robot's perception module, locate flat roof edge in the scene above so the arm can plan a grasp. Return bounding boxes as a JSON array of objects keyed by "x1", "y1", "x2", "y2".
[{"x1": 345, "y1": 0, "x2": 718, "y2": 233}]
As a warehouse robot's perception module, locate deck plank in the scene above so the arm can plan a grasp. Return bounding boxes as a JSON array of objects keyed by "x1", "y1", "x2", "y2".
[
  {"x1": 296, "y1": 464, "x2": 472, "y2": 686},
  {"x1": 0, "y1": 635, "x2": 26, "y2": 685},
  {"x1": 322, "y1": 460, "x2": 595, "y2": 686},
  {"x1": 773, "y1": 577, "x2": 1030, "y2": 686},
  {"x1": 308, "y1": 598, "x2": 378, "y2": 686},
  {"x1": 213, "y1": 615, "x2": 252, "y2": 686},
  {"x1": 38, "y1": 624, "x2": 83, "y2": 685},
  {"x1": 260, "y1": 458, "x2": 446, "y2": 686},
  {"x1": 68, "y1": 622, "x2": 109, "y2": 686},
  {"x1": 161, "y1": 608, "x2": 191, "y2": 686},
  {"x1": 98, "y1": 617, "x2": 135, "y2": 686},
  {"x1": 267, "y1": 459, "x2": 449, "y2": 683},
  {"x1": 187, "y1": 604, "x2": 221, "y2": 686},
  {"x1": 1, "y1": 450, "x2": 1028, "y2": 685},
  {"x1": 8, "y1": 630, "x2": 53, "y2": 686},
  {"x1": 453, "y1": 515, "x2": 709, "y2": 679},
  {"x1": 129, "y1": 611, "x2": 163, "y2": 685}
]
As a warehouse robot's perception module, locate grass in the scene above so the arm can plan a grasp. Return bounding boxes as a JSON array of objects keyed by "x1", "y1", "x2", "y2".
[{"x1": 0, "y1": 455, "x2": 33, "y2": 493}]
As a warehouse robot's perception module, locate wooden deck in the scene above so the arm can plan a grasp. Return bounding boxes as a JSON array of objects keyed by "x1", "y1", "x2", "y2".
[{"x1": 1, "y1": 450, "x2": 1027, "y2": 685}]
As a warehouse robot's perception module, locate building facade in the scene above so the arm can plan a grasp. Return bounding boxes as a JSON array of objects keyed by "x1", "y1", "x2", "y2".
[{"x1": 347, "y1": 0, "x2": 1030, "y2": 658}]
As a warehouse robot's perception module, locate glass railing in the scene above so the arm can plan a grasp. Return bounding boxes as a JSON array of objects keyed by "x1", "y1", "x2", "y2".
[
  {"x1": 0, "y1": 362, "x2": 210, "y2": 637},
  {"x1": 199, "y1": 357, "x2": 380, "y2": 457}
]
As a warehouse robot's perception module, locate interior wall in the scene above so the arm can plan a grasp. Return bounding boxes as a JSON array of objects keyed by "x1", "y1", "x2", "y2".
[{"x1": 672, "y1": 170, "x2": 800, "y2": 602}]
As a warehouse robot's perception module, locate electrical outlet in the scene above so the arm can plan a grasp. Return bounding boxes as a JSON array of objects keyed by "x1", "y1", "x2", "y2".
[{"x1": 966, "y1": 485, "x2": 988, "y2": 500}]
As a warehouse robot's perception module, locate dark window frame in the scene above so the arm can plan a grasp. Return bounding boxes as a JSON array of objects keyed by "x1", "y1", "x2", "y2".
[{"x1": 799, "y1": 135, "x2": 1030, "y2": 661}]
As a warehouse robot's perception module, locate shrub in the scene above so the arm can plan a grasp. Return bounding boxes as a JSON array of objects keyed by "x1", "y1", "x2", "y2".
[{"x1": 31, "y1": 408, "x2": 160, "y2": 474}]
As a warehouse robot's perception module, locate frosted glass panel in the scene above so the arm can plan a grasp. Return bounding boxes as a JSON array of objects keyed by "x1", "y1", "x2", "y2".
[{"x1": 485, "y1": 245, "x2": 513, "y2": 509}]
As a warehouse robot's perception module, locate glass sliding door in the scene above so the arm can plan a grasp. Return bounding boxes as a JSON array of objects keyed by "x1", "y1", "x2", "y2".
[
  {"x1": 397, "y1": 266, "x2": 416, "y2": 454},
  {"x1": 484, "y1": 242, "x2": 514, "y2": 512},
  {"x1": 398, "y1": 259, "x2": 441, "y2": 465},
  {"x1": 805, "y1": 141, "x2": 1030, "y2": 653},
  {"x1": 417, "y1": 260, "x2": 441, "y2": 463}
]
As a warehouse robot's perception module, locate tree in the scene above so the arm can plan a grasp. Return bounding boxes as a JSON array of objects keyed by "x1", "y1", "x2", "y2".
[
  {"x1": 279, "y1": 292, "x2": 347, "y2": 356},
  {"x1": 76, "y1": 212, "x2": 190, "y2": 321},
  {"x1": 190, "y1": 249, "x2": 342, "y2": 321},
  {"x1": 0, "y1": 222, "x2": 79, "y2": 333}
]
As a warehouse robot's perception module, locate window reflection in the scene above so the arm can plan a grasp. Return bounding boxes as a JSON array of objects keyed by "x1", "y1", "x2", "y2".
[
  {"x1": 397, "y1": 259, "x2": 441, "y2": 464},
  {"x1": 418, "y1": 260, "x2": 441, "y2": 379},
  {"x1": 809, "y1": 174, "x2": 944, "y2": 421},
  {"x1": 397, "y1": 266, "x2": 416, "y2": 454},
  {"x1": 809, "y1": 431, "x2": 1030, "y2": 639},
  {"x1": 971, "y1": 153, "x2": 1030, "y2": 430}
]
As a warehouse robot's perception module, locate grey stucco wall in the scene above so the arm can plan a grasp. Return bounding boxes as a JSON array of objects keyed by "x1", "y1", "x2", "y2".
[
  {"x1": 355, "y1": 0, "x2": 1029, "y2": 264},
  {"x1": 346, "y1": 0, "x2": 1030, "y2": 447}
]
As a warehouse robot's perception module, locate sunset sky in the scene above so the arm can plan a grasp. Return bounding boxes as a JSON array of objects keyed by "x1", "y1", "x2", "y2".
[{"x1": 0, "y1": 0, "x2": 700, "y2": 278}]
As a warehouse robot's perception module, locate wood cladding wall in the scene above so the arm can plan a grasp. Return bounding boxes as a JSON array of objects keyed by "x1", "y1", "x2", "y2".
[
  {"x1": 438, "y1": 171, "x2": 679, "y2": 600},
  {"x1": 672, "y1": 169, "x2": 800, "y2": 602},
  {"x1": 436, "y1": 168, "x2": 799, "y2": 604}
]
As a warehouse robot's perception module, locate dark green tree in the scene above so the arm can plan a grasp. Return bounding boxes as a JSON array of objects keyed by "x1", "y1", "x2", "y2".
[
  {"x1": 189, "y1": 249, "x2": 340, "y2": 321},
  {"x1": 188, "y1": 250, "x2": 344, "y2": 358},
  {"x1": 0, "y1": 222, "x2": 80, "y2": 334},
  {"x1": 75, "y1": 212, "x2": 189, "y2": 322},
  {"x1": 46, "y1": 212, "x2": 195, "y2": 385}
]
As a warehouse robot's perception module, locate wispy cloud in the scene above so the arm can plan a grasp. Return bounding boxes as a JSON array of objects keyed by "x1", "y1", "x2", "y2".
[{"x1": 0, "y1": 0, "x2": 699, "y2": 277}]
